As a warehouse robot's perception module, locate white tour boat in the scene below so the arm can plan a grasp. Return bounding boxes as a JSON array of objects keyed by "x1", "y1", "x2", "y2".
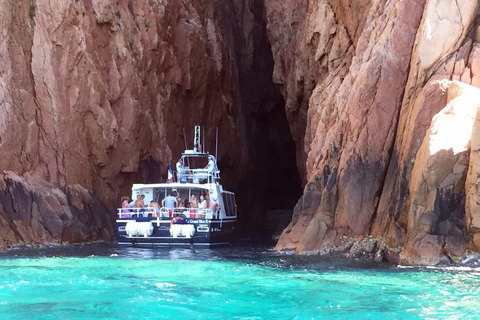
[{"x1": 116, "y1": 126, "x2": 237, "y2": 247}]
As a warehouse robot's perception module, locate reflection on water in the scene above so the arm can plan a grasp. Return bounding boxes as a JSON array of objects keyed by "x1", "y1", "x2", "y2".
[{"x1": 0, "y1": 240, "x2": 479, "y2": 319}]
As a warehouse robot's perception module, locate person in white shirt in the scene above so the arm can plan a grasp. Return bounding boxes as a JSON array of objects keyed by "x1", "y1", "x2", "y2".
[
  {"x1": 204, "y1": 156, "x2": 216, "y2": 172},
  {"x1": 198, "y1": 194, "x2": 207, "y2": 209}
]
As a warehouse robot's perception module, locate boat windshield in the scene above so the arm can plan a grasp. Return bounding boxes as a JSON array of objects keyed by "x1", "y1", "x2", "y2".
[{"x1": 181, "y1": 155, "x2": 209, "y2": 169}]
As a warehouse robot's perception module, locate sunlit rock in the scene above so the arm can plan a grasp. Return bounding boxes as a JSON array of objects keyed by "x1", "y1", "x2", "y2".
[{"x1": 397, "y1": 81, "x2": 479, "y2": 264}]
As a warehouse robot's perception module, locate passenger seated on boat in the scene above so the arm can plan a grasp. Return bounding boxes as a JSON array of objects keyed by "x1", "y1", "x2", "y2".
[
  {"x1": 162, "y1": 191, "x2": 178, "y2": 210},
  {"x1": 176, "y1": 158, "x2": 183, "y2": 174},
  {"x1": 204, "y1": 156, "x2": 216, "y2": 173},
  {"x1": 170, "y1": 213, "x2": 187, "y2": 225},
  {"x1": 121, "y1": 196, "x2": 131, "y2": 218},
  {"x1": 195, "y1": 157, "x2": 214, "y2": 183},
  {"x1": 176, "y1": 159, "x2": 190, "y2": 183}
]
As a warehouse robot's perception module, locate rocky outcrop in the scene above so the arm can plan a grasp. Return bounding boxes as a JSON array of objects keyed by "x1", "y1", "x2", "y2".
[
  {"x1": 0, "y1": 171, "x2": 113, "y2": 250},
  {"x1": 397, "y1": 81, "x2": 478, "y2": 264},
  {"x1": 271, "y1": 0, "x2": 480, "y2": 264}
]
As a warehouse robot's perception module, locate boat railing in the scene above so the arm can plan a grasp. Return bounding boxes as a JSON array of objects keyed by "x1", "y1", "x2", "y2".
[
  {"x1": 172, "y1": 207, "x2": 216, "y2": 219},
  {"x1": 116, "y1": 207, "x2": 156, "y2": 218},
  {"x1": 117, "y1": 207, "x2": 217, "y2": 219},
  {"x1": 176, "y1": 168, "x2": 220, "y2": 184}
]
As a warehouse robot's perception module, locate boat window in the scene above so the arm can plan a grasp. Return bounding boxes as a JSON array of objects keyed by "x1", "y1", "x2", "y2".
[
  {"x1": 222, "y1": 193, "x2": 229, "y2": 215},
  {"x1": 221, "y1": 192, "x2": 236, "y2": 217}
]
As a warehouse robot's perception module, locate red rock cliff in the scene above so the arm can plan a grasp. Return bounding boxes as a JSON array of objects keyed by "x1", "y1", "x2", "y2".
[{"x1": 269, "y1": 0, "x2": 480, "y2": 264}]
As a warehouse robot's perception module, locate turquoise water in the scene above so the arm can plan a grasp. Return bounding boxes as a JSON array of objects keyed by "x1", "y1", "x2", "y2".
[{"x1": 0, "y1": 243, "x2": 479, "y2": 319}]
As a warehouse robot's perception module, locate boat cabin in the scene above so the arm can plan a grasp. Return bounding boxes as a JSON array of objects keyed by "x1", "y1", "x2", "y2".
[{"x1": 122, "y1": 182, "x2": 236, "y2": 220}]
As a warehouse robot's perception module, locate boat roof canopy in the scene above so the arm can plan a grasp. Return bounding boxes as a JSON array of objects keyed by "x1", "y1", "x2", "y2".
[
  {"x1": 181, "y1": 151, "x2": 214, "y2": 159},
  {"x1": 132, "y1": 182, "x2": 213, "y2": 190}
]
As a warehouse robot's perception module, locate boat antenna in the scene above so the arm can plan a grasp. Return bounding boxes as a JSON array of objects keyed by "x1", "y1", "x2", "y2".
[
  {"x1": 194, "y1": 125, "x2": 201, "y2": 152},
  {"x1": 184, "y1": 127, "x2": 191, "y2": 168},
  {"x1": 202, "y1": 126, "x2": 205, "y2": 153},
  {"x1": 215, "y1": 127, "x2": 218, "y2": 160},
  {"x1": 183, "y1": 127, "x2": 188, "y2": 150}
]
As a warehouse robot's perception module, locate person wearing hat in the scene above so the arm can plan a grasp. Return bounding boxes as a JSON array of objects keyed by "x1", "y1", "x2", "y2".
[
  {"x1": 204, "y1": 156, "x2": 216, "y2": 173},
  {"x1": 176, "y1": 158, "x2": 186, "y2": 182}
]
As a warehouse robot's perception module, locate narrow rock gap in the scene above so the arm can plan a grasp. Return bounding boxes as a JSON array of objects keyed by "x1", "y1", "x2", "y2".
[{"x1": 217, "y1": 0, "x2": 303, "y2": 237}]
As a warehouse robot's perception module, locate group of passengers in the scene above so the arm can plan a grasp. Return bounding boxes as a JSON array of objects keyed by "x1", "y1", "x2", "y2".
[
  {"x1": 121, "y1": 194, "x2": 148, "y2": 209},
  {"x1": 176, "y1": 156, "x2": 216, "y2": 173},
  {"x1": 120, "y1": 194, "x2": 147, "y2": 218},
  {"x1": 119, "y1": 192, "x2": 218, "y2": 218},
  {"x1": 168, "y1": 194, "x2": 213, "y2": 211},
  {"x1": 176, "y1": 156, "x2": 217, "y2": 183}
]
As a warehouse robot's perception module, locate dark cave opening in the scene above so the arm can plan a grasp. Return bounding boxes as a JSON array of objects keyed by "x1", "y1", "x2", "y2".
[{"x1": 217, "y1": 0, "x2": 303, "y2": 237}]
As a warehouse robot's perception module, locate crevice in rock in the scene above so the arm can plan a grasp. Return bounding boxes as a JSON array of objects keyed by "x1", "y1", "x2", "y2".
[
  {"x1": 216, "y1": 0, "x2": 303, "y2": 236},
  {"x1": 367, "y1": 89, "x2": 405, "y2": 236}
]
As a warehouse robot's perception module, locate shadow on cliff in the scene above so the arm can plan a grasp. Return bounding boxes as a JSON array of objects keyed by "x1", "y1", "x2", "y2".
[{"x1": 215, "y1": 0, "x2": 303, "y2": 237}]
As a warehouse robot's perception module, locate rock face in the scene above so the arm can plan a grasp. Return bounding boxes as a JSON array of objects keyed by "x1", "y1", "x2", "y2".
[
  {"x1": 270, "y1": 0, "x2": 480, "y2": 264},
  {"x1": 0, "y1": 171, "x2": 113, "y2": 250}
]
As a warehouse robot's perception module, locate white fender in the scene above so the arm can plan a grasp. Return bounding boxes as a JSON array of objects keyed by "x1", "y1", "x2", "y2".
[{"x1": 125, "y1": 221, "x2": 154, "y2": 237}]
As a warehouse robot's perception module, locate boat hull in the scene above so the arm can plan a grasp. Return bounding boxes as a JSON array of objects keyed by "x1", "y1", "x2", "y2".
[{"x1": 116, "y1": 217, "x2": 236, "y2": 248}]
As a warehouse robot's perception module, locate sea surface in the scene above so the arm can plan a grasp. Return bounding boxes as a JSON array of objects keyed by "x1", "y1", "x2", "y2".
[{"x1": 0, "y1": 240, "x2": 479, "y2": 319}]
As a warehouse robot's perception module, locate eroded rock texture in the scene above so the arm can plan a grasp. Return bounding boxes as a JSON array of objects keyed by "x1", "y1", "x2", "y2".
[
  {"x1": 271, "y1": 0, "x2": 480, "y2": 264},
  {"x1": 0, "y1": 171, "x2": 113, "y2": 250}
]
